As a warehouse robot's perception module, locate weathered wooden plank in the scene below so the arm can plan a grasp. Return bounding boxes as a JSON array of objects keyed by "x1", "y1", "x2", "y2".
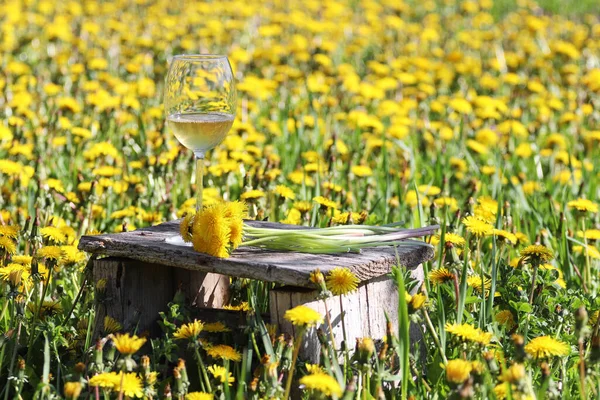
[
  {"x1": 269, "y1": 268, "x2": 424, "y2": 362},
  {"x1": 79, "y1": 220, "x2": 435, "y2": 288},
  {"x1": 93, "y1": 258, "x2": 175, "y2": 337}
]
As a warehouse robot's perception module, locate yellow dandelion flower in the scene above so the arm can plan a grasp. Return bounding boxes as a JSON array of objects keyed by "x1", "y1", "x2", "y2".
[
  {"x1": 572, "y1": 245, "x2": 600, "y2": 260},
  {"x1": 63, "y1": 382, "x2": 83, "y2": 399},
  {"x1": 445, "y1": 323, "x2": 493, "y2": 345},
  {"x1": 240, "y1": 189, "x2": 265, "y2": 200},
  {"x1": 273, "y1": 185, "x2": 296, "y2": 200},
  {"x1": 186, "y1": 393, "x2": 214, "y2": 400},
  {"x1": 524, "y1": 336, "x2": 570, "y2": 359},
  {"x1": 305, "y1": 364, "x2": 324, "y2": 374},
  {"x1": 429, "y1": 268, "x2": 455, "y2": 284},
  {"x1": 113, "y1": 373, "x2": 144, "y2": 398},
  {"x1": 173, "y1": 320, "x2": 204, "y2": 340},
  {"x1": 0, "y1": 225, "x2": 19, "y2": 239},
  {"x1": 293, "y1": 201, "x2": 313, "y2": 213},
  {"x1": 88, "y1": 372, "x2": 119, "y2": 388},
  {"x1": 299, "y1": 373, "x2": 343, "y2": 397},
  {"x1": 180, "y1": 214, "x2": 194, "y2": 243},
  {"x1": 492, "y1": 229, "x2": 517, "y2": 244},
  {"x1": 313, "y1": 196, "x2": 339, "y2": 210},
  {"x1": 206, "y1": 344, "x2": 242, "y2": 362},
  {"x1": 11, "y1": 255, "x2": 32, "y2": 266},
  {"x1": 40, "y1": 226, "x2": 67, "y2": 244},
  {"x1": 192, "y1": 203, "x2": 231, "y2": 258},
  {"x1": 579, "y1": 229, "x2": 600, "y2": 241},
  {"x1": 500, "y1": 363, "x2": 526, "y2": 383},
  {"x1": 111, "y1": 333, "x2": 146, "y2": 355},
  {"x1": 462, "y1": 216, "x2": 493, "y2": 236},
  {"x1": 203, "y1": 322, "x2": 230, "y2": 333},
  {"x1": 445, "y1": 359, "x2": 472, "y2": 384},
  {"x1": 103, "y1": 316, "x2": 122, "y2": 334},
  {"x1": 207, "y1": 365, "x2": 235, "y2": 386},
  {"x1": 520, "y1": 244, "x2": 554, "y2": 263},
  {"x1": 309, "y1": 269, "x2": 325, "y2": 285},
  {"x1": 222, "y1": 302, "x2": 251, "y2": 312},
  {"x1": 495, "y1": 310, "x2": 515, "y2": 329},
  {"x1": 409, "y1": 293, "x2": 427, "y2": 311},
  {"x1": 493, "y1": 383, "x2": 509, "y2": 399},
  {"x1": 61, "y1": 246, "x2": 87, "y2": 264},
  {"x1": 326, "y1": 267, "x2": 359, "y2": 296},
  {"x1": 0, "y1": 236, "x2": 17, "y2": 255},
  {"x1": 284, "y1": 305, "x2": 323, "y2": 327},
  {"x1": 37, "y1": 246, "x2": 62, "y2": 260},
  {"x1": 567, "y1": 198, "x2": 598, "y2": 213},
  {"x1": 467, "y1": 275, "x2": 492, "y2": 295},
  {"x1": 433, "y1": 232, "x2": 465, "y2": 247}
]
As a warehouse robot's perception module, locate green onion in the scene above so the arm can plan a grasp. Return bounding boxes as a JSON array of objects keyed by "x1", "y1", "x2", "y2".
[{"x1": 241, "y1": 223, "x2": 438, "y2": 254}]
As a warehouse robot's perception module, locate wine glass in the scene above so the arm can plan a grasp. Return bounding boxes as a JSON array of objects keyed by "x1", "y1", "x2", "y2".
[{"x1": 164, "y1": 55, "x2": 236, "y2": 244}]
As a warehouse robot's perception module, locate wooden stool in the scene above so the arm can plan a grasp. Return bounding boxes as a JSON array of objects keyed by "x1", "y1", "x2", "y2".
[{"x1": 79, "y1": 220, "x2": 434, "y2": 360}]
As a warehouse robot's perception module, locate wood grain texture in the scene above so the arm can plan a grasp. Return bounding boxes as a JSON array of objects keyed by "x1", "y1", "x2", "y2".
[
  {"x1": 79, "y1": 220, "x2": 435, "y2": 288},
  {"x1": 270, "y1": 272, "x2": 423, "y2": 362},
  {"x1": 269, "y1": 266, "x2": 424, "y2": 363}
]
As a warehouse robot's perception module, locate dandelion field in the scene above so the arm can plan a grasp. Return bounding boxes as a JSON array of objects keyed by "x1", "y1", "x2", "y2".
[{"x1": 1, "y1": 0, "x2": 600, "y2": 398}]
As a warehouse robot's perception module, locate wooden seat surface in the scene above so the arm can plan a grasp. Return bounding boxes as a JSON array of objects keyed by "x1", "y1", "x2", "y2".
[{"x1": 78, "y1": 220, "x2": 435, "y2": 288}]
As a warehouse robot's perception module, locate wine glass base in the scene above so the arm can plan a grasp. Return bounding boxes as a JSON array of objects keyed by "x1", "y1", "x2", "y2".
[{"x1": 165, "y1": 235, "x2": 193, "y2": 247}]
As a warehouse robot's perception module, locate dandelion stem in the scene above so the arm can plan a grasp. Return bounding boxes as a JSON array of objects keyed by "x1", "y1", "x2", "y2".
[
  {"x1": 529, "y1": 262, "x2": 539, "y2": 305},
  {"x1": 283, "y1": 332, "x2": 303, "y2": 399}
]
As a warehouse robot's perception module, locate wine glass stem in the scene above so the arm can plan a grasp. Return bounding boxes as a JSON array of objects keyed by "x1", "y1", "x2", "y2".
[{"x1": 195, "y1": 154, "x2": 205, "y2": 212}]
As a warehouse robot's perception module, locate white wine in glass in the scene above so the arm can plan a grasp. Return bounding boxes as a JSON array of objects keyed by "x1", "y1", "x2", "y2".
[{"x1": 164, "y1": 55, "x2": 237, "y2": 244}]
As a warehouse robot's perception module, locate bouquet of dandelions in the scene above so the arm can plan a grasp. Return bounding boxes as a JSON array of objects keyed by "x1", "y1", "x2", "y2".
[{"x1": 180, "y1": 201, "x2": 438, "y2": 258}]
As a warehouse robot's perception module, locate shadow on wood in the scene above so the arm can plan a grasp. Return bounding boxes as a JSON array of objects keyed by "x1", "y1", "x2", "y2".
[{"x1": 93, "y1": 257, "x2": 230, "y2": 338}]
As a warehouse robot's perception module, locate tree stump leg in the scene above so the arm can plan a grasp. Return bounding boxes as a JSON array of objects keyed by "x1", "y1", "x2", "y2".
[
  {"x1": 173, "y1": 269, "x2": 230, "y2": 308},
  {"x1": 269, "y1": 266, "x2": 424, "y2": 362},
  {"x1": 93, "y1": 257, "x2": 230, "y2": 337}
]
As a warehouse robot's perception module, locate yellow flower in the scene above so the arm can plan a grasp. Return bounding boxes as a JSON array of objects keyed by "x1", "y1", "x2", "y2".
[
  {"x1": 88, "y1": 372, "x2": 119, "y2": 388},
  {"x1": 173, "y1": 320, "x2": 204, "y2": 340},
  {"x1": 445, "y1": 323, "x2": 493, "y2": 345},
  {"x1": 192, "y1": 203, "x2": 232, "y2": 258},
  {"x1": 579, "y1": 229, "x2": 600, "y2": 241},
  {"x1": 206, "y1": 344, "x2": 242, "y2": 362},
  {"x1": 299, "y1": 373, "x2": 343, "y2": 397},
  {"x1": 293, "y1": 201, "x2": 313, "y2": 213},
  {"x1": 524, "y1": 336, "x2": 570, "y2": 359},
  {"x1": 224, "y1": 201, "x2": 247, "y2": 248},
  {"x1": 433, "y1": 233, "x2": 465, "y2": 247},
  {"x1": 63, "y1": 382, "x2": 82, "y2": 399},
  {"x1": 351, "y1": 165, "x2": 373, "y2": 177},
  {"x1": 180, "y1": 214, "x2": 194, "y2": 243},
  {"x1": 0, "y1": 225, "x2": 19, "y2": 239},
  {"x1": 520, "y1": 244, "x2": 553, "y2": 263},
  {"x1": 0, "y1": 236, "x2": 17, "y2": 255},
  {"x1": 445, "y1": 359, "x2": 472, "y2": 384},
  {"x1": 203, "y1": 322, "x2": 230, "y2": 333},
  {"x1": 207, "y1": 365, "x2": 235, "y2": 386},
  {"x1": 326, "y1": 267, "x2": 359, "y2": 295},
  {"x1": 500, "y1": 363, "x2": 526, "y2": 383},
  {"x1": 492, "y1": 229, "x2": 517, "y2": 244},
  {"x1": 467, "y1": 276, "x2": 492, "y2": 295},
  {"x1": 113, "y1": 373, "x2": 144, "y2": 398},
  {"x1": 37, "y1": 246, "x2": 62, "y2": 260},
  {"x1": 186, "y1": 393, "x2": 214, "y2": 400},
  {"x1": 284, "y1": 305, "x2": 323, "y2": 327},
  {"x1": 462, "y1": 216, "x2": 493, "y2": 236},
  {"x1": 495, "y1": 310, "x2": 515, "y2": 329},
  {"x1": 240, "y1": 189, "x2": 265, "y2": 200},
  {"x1": 429, "y1": 268, "x2": 455, "y2": 284},
  {"x1": 111, "y1": 333, "x2": 146, "y2": 355},
  {"x1": 273, "y1": 185, "x2": 296, "y2": 200},
  {"x1": 313, "y1": 196, "x2": 339, "y2": 210},
  {"x1": 409, "y1": 293, "x2": 427, "y2": 311},
  {"x1": 103, "y1": 316, "x2": 122, "y2": 334},
  {"x1": 567, "y1": 198, "x2": 598, "y2": 213}
]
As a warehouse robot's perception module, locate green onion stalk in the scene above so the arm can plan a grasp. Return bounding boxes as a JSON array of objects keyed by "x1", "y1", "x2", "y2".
[{"x1": 240, "y1": 223, "x2": 439, "y2": 254}]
